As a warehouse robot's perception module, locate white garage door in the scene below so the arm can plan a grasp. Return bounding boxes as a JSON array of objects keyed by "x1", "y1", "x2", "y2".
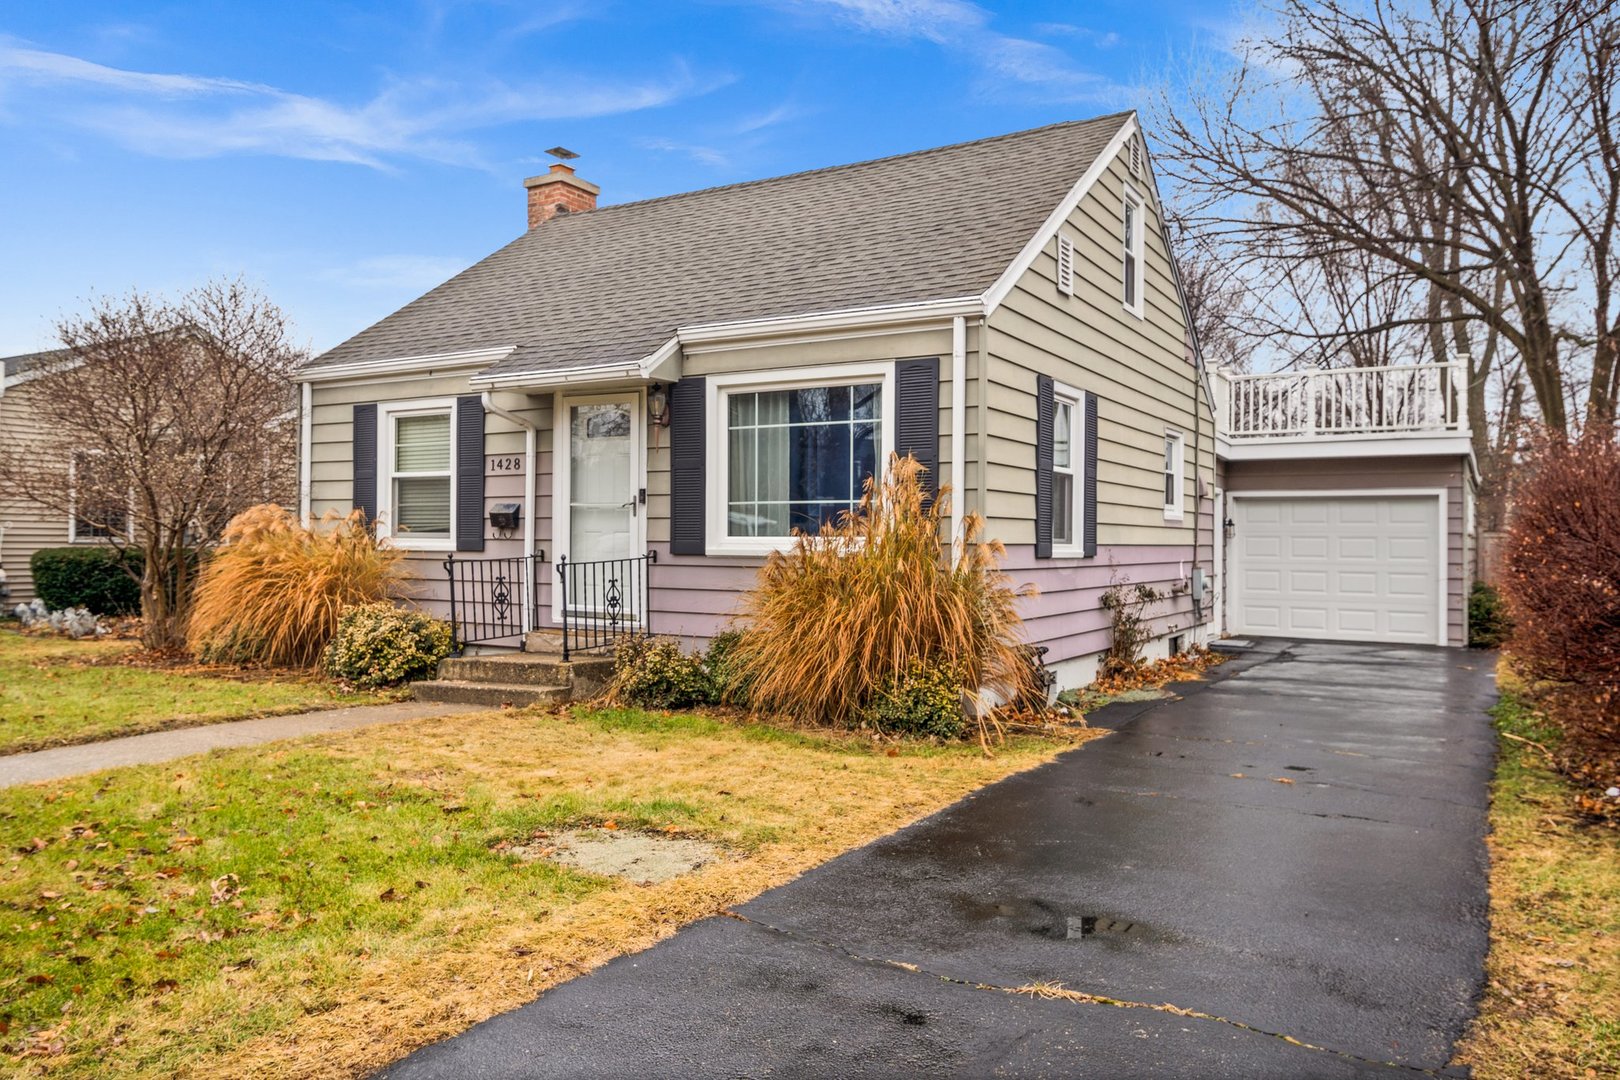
[{"x1": 1230, "y1": 495, "x2": 1441, "y2": 645}]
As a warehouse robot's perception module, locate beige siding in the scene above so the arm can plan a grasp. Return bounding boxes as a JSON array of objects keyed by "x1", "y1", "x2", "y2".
[
  {"x1": 985, "y1": 146, "x2": 1216, "y2": 554},
  {"x1": 0, "y1": 379, "x2": 93, "y2": 604}
]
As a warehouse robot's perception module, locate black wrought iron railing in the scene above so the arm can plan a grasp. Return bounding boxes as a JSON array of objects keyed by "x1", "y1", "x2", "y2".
[
  {"x1": 555, "y1": 552, "x2": 655, "y2": 661},
  {"x1": 444, "y1": 554, "x2": 535, "y2": 649}
]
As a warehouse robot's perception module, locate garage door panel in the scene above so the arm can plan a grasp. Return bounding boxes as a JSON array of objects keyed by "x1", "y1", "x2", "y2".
[{"x1": 1231, "y1": 495, "x2": 1440, "y2": 645}]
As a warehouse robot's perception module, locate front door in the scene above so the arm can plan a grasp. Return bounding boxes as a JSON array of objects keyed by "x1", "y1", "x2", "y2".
[{"x1": 556, "y1": 393, "x2": 643, "y2": 620}]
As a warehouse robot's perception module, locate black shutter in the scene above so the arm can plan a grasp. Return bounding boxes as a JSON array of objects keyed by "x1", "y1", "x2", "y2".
[
  {"x1": 1082, "y1": 391, "x2": 1099, "y2": 558},
  {"x1": 352, "y1": 403, "x2": 378, "y2": 526},
  {"x1": 669, "y1": 378, "x2": 706, "y2": 555},
  {"x1": 455, "y1": 395, "x2": 485, "y2": 552},
  {"x1": 1034, "y1": 375, "x2": 1054, "y2": 559},
  {"x1": 895, "y1": 357, "x2": 940, "y2": 502}
]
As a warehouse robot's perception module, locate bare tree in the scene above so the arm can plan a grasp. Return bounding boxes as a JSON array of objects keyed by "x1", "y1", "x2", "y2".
[
  {"x1": 0, "y1": 280, "x2": 303, "y2": 649},
  {"x1": 1154, "y1": 0, "x2": 1619, "y2": 434}
]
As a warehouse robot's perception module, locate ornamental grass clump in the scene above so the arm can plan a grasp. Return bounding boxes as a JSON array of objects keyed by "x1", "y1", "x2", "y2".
[
  {"x1": 728, "y1": 454, "x2": 1036, "y2": 740},
  {"x1": 187, "y1": 504, "x2": 407, "y2": 668}
]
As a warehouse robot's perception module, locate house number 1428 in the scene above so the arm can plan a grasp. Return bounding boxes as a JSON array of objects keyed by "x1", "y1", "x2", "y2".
[{"x1": 487, "y1": 456, "x2": 524, "y2": 473}]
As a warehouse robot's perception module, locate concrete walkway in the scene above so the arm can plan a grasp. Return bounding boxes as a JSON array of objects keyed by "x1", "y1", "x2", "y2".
[
  {"x1": 381, "y1": 640, "x2": 1498, "y2": 1078},
  {"x1": 0, "y1": 700, "x2": 483, "y2": 788}
]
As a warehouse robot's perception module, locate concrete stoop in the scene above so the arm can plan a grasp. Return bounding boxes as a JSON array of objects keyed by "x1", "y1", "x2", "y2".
[{"x1": 410, "y1": 641, "x2": 617, "y2": 709}]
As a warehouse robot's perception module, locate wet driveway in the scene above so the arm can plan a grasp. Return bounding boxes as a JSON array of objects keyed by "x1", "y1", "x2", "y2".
[{"x1": 381, "y1": 640, "x2": 1499, "y2": 1078}]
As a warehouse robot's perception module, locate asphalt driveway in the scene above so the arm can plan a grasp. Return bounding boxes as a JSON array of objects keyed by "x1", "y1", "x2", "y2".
[{"x1": 381, "y1": 640, "x2": 1499, "y2": 1078}]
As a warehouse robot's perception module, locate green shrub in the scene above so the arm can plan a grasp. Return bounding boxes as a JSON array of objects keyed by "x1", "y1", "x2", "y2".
[
  {"x1": 29, "y1": 547, "x2": 142, "y2": 615},
  {"x1": 703, "y1": 629, "x2": 753, "y2": 706},
  {"x1": 608, "y1": 636, "x2": 711, "y2": 710},
  {"x1": 1468, "y1": 581, "x2": 1512, "y2": 649},
  {"x1": 322, "y1": 601, "x2": 452, "y2": 688},
  {"x1": 860, "y1": 659, "x2": 968, "y2": 739}
]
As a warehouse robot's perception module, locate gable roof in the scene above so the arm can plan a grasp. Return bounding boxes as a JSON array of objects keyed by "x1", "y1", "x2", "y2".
[
  {"x1": 1, "y1": 348, "x2": 68, "y2": 384},
  {"x1": 303, "y1": 113, "x2": 1132, "y2": 382}
]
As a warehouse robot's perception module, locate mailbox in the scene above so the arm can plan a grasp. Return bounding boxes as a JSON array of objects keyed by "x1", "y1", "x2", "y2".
[{"x1": 489, "y1": 503, "x2": 522, "y2": 530}]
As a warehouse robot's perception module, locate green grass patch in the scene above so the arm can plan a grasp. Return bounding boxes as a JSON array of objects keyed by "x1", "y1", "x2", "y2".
[
  {"x1": 0, "y1": 630, "x2": 386, "y2": 755},
  {"x1": 1457, "y1": 687, "x2": 1620, "y2": 1078}
]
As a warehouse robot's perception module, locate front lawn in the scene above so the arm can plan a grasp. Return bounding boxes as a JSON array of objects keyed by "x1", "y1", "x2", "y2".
[
  {"x1": 0, "y1": 630, "x2": 386, "y2": 755},
  {"x1": 1455, "y1": 684, "x2": 1620, "y2": 1077},
  {"x1": 0, "y1": 703, "x2": 1089, "y2": 1077}
]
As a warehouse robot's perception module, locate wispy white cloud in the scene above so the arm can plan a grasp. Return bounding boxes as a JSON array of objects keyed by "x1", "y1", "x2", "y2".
[
  {"x1": 1034, "y1": 22, "x2": 1121, "y2": 49},
  {"x1": 0, "y1": 41, "x2": 719, "y2": 169},
  {"x1": 317, "y1": 254, "x2": 473, "y2": 291},
  {"x1": 770, "y1": 0, "x2": 1125, "y2": 103},
  {"x1": 637, "y1": 135, "x2": 732, "y2": 167}
]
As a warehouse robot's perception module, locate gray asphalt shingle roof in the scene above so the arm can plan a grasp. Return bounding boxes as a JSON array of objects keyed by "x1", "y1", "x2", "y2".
[
  {"x1": 1, "y1": 349, "x2": 68, "y2": 381},
  {"x1": 305, "y1": 113, "x2": 1130, "y2": 381}
]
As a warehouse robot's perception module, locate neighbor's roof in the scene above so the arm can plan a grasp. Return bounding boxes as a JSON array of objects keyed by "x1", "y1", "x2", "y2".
[
  {"x1": 304, "y1": 113, "x2": 1131, "y2": 381},
  {"x1": 1, "y1": 348, "x2": 68, "y2": 381}
]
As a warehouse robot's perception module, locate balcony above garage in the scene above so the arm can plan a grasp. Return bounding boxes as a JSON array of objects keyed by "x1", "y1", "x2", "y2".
[{"x1": 1213, "y1": 361, "x2": 1472, "y2": 462}]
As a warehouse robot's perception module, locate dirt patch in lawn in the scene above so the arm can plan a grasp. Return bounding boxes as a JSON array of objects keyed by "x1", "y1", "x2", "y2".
[{"x1": 505, "y1": 828, "x2": 724, "y2": 884}]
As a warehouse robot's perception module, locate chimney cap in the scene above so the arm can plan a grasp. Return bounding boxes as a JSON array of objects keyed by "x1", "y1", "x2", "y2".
[{"x1": 545, "y1": 146, "x2": 580, "y2": 161}]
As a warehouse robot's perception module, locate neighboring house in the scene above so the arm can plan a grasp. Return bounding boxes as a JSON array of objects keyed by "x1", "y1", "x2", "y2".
[
  {"x1": 297, "y1": 111, "x2": 1474, "y2": 692},
  {"x1": 0, "y1": 349, "x2": 127, "y2": 605}
]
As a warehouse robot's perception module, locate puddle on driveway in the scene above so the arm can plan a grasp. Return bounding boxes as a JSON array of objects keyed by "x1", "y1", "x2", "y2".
[{"x1": 955, "y1": 896, "x2": 1179, "y2": 946}]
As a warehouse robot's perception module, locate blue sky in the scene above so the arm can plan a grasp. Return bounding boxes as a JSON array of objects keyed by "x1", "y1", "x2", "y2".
[{"x1": 0, "y1": 0, "x2": 1233, "y2": 357}]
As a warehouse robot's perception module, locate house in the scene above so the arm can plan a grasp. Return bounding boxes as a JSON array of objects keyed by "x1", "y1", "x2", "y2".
[
  {"x1": 0, "y1": 348, "x2": 124, "y2": 605},
  {"x1": 296, "y1": 111, "x2": 1475, "y2": 698}
]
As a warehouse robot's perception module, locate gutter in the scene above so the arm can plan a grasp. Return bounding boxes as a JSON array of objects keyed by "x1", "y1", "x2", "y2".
[{"x1": 481, "y1": 391, "x2": 539, "y2": 634}]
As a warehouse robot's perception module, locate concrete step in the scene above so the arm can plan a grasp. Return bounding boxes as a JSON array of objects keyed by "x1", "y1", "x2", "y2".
[
  {"x1": 440, "y1": 654, "x2": 572, "y2": 686},
  {"x1": 411, "y1": 680, "x2": 570, "y2": 709}
]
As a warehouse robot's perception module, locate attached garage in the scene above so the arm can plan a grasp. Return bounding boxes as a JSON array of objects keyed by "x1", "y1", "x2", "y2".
[{"x1": 1228, "y1": 493, "x2": 1445, "y2": 645}]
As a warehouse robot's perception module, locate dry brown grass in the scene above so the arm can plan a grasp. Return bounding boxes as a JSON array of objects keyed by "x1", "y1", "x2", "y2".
[
  {"x1": 186, "y1": 505, "x2": 407, "y2": 668},
  {"x1": 1453, "y1": 666, "x2": 1620, "y2": 1078},
  {"x1": 731, "y1": 455, "x2": 1038, "y2": 735},
  {"x1": 2, "y1": 704, "x2": 1100, "y2": 1079}
]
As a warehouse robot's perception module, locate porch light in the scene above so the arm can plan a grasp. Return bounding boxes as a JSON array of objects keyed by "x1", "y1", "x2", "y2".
[
  {"x1": 1223, "y1": 516, "x2": 1236, "y2": 540},
  {"x1": 648, "y1": 383, "x2": 670, "y2": 427}
]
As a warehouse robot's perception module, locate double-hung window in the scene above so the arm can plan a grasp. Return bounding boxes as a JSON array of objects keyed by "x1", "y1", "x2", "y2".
[
  {"x1": 69, "y1": 450, "x2": 129, "y2": 541},
  {"x1": 710, "y1": 364, "x2": 895, "y2": 554},
  {"x1": 1163, "y1": 429, "x2": 1185, "y2": 522},
  {"x1": 1050, "y1": 384, "x2": 1086, "y2": 554},
  {"x1": 386, "y1": 405, "x2": 453, "y2": 544},
  {"x1": 1123, "y1": 187, "x2": 1145, "y2": 317}
]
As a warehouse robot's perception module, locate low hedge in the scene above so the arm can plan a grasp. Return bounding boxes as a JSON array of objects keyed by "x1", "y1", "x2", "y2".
[{"x1": 29, "y1": 547, "x2": 142, "y2": 615}]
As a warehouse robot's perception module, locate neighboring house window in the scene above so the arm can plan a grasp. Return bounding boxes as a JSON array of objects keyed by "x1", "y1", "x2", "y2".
[
  {"x1": 1163, "y1": 429, "x2": 1185, "y2": 521},
  {"x1": 69, "y1": 450, "x2": 129, "y2": 542},
  {"x1": 1123, "y1": 188, "x2": 1145, "y2": 317},
  {"x1": 381, "y1": 403, "x2": 454, "y2": 546},
  {"x1": 1052, "y1": 393, "x2": 1077, "y2": 547},
  {"x1": 707, "y1": 363, "x2": 896, "y2": 555}
]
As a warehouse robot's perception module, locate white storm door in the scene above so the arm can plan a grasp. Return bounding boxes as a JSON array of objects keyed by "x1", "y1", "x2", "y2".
[{"x1": 555, "y1": 394, "x2": 643, "y2": 619}]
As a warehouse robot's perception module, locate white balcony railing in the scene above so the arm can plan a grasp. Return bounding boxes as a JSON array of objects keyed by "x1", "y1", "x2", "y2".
[{"x1": 1215, "y1": 361, "x2": 1465, "y2": 441}]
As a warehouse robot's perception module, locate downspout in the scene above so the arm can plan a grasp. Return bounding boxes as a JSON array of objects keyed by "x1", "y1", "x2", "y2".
[
  {"x1": 950, "y1": 316, "x2": 967, "y2": 562},
  {"x1": 976, "y1": 317, "x2": 990, "y2": 518},
  {"x1": 481, "y1": 391, "x2": 538, "y2": 635},
  {"x1": 298, "y1": 381, "x2": 312, "y2": 526}
]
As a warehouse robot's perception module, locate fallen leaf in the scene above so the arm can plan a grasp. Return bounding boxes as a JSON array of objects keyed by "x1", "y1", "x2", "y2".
[
  {"x1": 378, "y1": 887, "x2": 400, "y2": 903},
  {"x1": 1272, "y1": 777, "x2": 1295, "y2": 785}
]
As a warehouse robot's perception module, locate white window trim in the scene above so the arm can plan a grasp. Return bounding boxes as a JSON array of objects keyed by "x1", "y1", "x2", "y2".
[
  {"x1": 1123, "y1": 184, "x2": 1146, "y2": 320},
  {"x1": 1052, "y1": 382, "x2": 1088, "y2": 558},
  {"x1": 704, "y1": 361, "x2": 896, "y2": 558},
  {"x1": 1055, "y1": 233, "x2": 1075, "y2": 297},
  {"x1": 67, "y1": 449, "x2": 132, "y2": 544},
  {"x1": 1163, "y1": 428, "x2": 1186, "y2": 522},
  {"x1": 375, "y1": 397, "x2": 458, "y2": 552}
]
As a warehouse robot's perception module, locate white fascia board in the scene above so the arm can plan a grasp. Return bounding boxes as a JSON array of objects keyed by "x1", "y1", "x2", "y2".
[
  {"x1": 981, "y1": 114, "x2": 1138, "y2": 316},
  {"x1": 298, "y1": 345, "x2": 515, "y2": 383},
  {"x1": 1218, "y1": 434, "x2": 1474, "y2": 462},
  {"x1": 676, "y1": 296, "x2": 984, "y2": 345}
]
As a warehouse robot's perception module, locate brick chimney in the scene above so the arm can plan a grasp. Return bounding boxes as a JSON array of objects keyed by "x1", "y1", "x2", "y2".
[{"x1": 524, "y1": 163, "x2": 599, "y2": 229}]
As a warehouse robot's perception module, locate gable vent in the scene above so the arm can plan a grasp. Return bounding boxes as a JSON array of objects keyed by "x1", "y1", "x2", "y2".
[
  {"x1": 1129, "y1": 137, "x2": 1142, "y2": 177},
  {"x1": 1056, "y1": 235, "x2": 1075, "y2": 296}
]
